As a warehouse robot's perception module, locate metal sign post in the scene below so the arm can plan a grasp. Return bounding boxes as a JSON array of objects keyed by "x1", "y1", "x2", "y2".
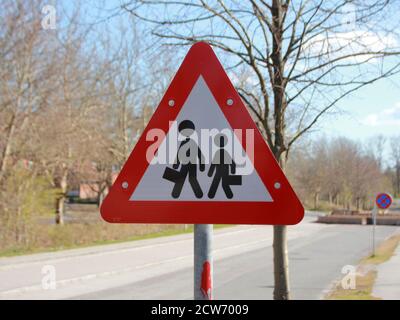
[
  {"x1": 371, "y1": 204, "x2": 377, "y2": 257},
  {"x1": 372, "y1": 193, "x2": 393, "y2": 256},
  {"x1": 194, "y1": 224, "x2": 213, "y2": 300}
]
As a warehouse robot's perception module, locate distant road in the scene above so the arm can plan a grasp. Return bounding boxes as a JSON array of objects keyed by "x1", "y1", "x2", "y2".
[
  {"x1": 0, "y1": 212, "x2": 399, "y2": 300},
  {"x1": 390, "y1": 198, "x2": 400, "y2": 214}
]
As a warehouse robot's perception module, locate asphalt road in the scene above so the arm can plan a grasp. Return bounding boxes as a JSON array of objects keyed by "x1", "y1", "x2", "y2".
[{"x1": 0, "y1": 214, "x2": 399, "y2": 300}]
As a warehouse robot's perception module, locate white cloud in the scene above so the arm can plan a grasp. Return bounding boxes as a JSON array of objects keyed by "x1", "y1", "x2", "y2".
[
  {"x1": 228, "y1": 70, "x2": 258, "y2": 88},
  {"x1": 302, "y1": 30, "x2": 398, "y2": 63},
  {"x1": 362, "y1": 102, "x2": 400, "y2": 127}
]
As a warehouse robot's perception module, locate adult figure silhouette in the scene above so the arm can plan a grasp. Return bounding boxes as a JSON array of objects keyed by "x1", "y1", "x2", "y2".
[{"x1": 162, "y1": 120, "x2": 205, "y2": 198}]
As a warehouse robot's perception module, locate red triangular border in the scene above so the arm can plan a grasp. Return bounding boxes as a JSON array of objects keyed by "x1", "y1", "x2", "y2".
[{"x1": 100, "y1": 42, "x2": 304, "y2": 225}]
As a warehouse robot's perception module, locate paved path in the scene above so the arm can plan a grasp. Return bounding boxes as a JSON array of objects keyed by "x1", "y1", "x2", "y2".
[
  {"x1": 372, "y1": 243, "x2": 400, "y2": 299},
  {"x1": 0, "y1": 214, "x2": 398, "y2": 300}
]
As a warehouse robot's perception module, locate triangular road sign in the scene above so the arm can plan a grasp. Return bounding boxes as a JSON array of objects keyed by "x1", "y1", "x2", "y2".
[{"x1": 100, "y1": 42, "x2": 304, "y2": 225}]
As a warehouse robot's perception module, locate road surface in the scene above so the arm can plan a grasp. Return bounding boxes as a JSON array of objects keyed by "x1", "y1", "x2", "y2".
[{"x1": 0, "y1": 214, "x2": 398, "y2": 300}]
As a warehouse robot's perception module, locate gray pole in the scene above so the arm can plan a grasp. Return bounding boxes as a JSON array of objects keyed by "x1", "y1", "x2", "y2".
[
  {"x1": 194, "y1": 224, "x2": 213, "y2": 300},
  {"x1": 372, "y1": 205, "x2": 377, "y2": 257}
]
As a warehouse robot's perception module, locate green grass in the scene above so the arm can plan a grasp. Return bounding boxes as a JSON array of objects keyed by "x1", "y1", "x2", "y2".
[{"x1": 0, "y1": 224, "x2": 233, "y2": 258}]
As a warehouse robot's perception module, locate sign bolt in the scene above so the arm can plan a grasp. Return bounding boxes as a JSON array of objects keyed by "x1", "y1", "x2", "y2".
[
  {"x1": 226, "y1": 98, "x2": 233, "y2": 106},
  {"x1": 122, "y1": 181, "x2": 129, "y2": 189},
  {"x1": 168, "y1": 99, "x2": 175, "y2": 107},
  {"x1": 274, "y1": 182, "x2": 281, "y2": 189}
]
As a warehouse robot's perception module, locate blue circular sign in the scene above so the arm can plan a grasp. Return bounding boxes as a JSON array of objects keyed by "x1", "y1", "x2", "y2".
[{"x1": 376, "y1": 193, "x2": 392, "y2": 209}]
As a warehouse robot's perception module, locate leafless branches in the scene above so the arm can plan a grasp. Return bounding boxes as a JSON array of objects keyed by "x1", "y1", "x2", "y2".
[{"x1": 122, "y1": 0, "x2": 400, "y2": 160}]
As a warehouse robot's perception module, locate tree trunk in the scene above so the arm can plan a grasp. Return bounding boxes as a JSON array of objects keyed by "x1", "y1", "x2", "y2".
[
  {"x1": 55, "y1": 166, "x2": 68, "y2": 225},
  {"x1": 269, "y1": 0, "x2": 291, "y2": 300},
  {"x1": 0, "y1": 113, "x2": 16, "y2": 183},
  {"x1": 273, "y1": 152, "x2": 290, "y2": 300},
  {"x1": 273, "y1": 224, "x2": 290, "y2": 300},
  {"x1": 55, "y1": 197, "x2": 65, "y2": 225},
  {"x1": 313, "y1": 192, "x2": 319, "y2": 210},
  {"x1": 396, "y1": 163, "x2": 400, "y2": 197}
]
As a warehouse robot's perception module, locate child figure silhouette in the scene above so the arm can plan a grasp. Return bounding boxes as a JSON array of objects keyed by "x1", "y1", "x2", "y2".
[{"x1": 208, "y1": 133, "x2": 242, "y2": 199}]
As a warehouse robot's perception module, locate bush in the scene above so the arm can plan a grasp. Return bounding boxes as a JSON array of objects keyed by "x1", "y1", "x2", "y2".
[{"x1": 0, "y1": 165, "x2": 56, "y2": 248}]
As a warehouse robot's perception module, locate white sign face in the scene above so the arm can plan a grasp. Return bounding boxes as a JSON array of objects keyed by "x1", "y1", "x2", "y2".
[{"x1": 130, "y1": 76, "x2": 273, "y2": 202}]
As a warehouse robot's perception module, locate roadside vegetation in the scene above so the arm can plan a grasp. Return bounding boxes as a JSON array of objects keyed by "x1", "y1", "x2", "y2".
[
  {"x1": 287, "y1": 136, "x2": 398, "y2": 212},
  {"x1": 0, "y1": 222, "x2": 186, "y2": 257},
  {"x1": 0, "y1": 218, "x2": 231, "y2": 257}
]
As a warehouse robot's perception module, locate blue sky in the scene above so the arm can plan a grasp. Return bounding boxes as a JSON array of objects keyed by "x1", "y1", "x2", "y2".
[
  {"x1": 322, "y1": 72, "x2": 400, "y2": 140},
  {"x1": 59, "y1": 1, "x2": 400, "y2": 160}
]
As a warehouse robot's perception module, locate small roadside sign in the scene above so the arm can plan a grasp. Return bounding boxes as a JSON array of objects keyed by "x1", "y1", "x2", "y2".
[{"x1": 375, "y1": 193, "x2": 392, "y2": 210}]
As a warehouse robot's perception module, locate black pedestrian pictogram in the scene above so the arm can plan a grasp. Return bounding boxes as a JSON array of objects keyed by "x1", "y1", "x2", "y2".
[
  {"x1": 163, "y1": 120, "x2": 205, "y2": 198},
  {"x1": 208, "y1": 133, "x2": 242, "y2": 199}
]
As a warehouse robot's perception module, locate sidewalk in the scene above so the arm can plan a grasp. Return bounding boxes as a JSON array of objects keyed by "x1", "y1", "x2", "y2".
[{"x1": 372, "y1": 244, "x2": 400, "y2": 299}]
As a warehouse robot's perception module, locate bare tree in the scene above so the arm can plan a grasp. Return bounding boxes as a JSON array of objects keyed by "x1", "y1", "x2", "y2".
[
  {"x1": 32, "y1": 4, "x2": 103, "y2": 224},
  {"x1": 366, "y1": 135, "x2": 386, "y2": 171},
  {"x1": 0, "y1": 1, "x2": 179, "y2": 252},
  {"x1": 0, "y1": 0, "x2": 64, "y2": 236},
  {"x1": 0, "y1": 0, "x2": 57, "y2": 183},
  {"x1": 390, "y1": 135, "x2": 400, "y2": 197},
  {"x1": 289, "y1": 136, "x2": 388, "y2": 211},
  {"x1": 294, "y1": 140, "x2": 327, "y2": 209},
  {"x1": 79, "y1": 17, "x2": 176, "y2": 206},
  {"x1": 120, "y1": 0, "x2": 400, "y2": 299}
]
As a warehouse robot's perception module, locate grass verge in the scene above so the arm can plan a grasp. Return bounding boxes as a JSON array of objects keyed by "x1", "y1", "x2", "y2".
[
  {"x1": 326, "y1": 233, "x2": 400, "y2": 300},
  {"x1": 0, "y1": 224, "x2": 232, "y2": 258}
]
